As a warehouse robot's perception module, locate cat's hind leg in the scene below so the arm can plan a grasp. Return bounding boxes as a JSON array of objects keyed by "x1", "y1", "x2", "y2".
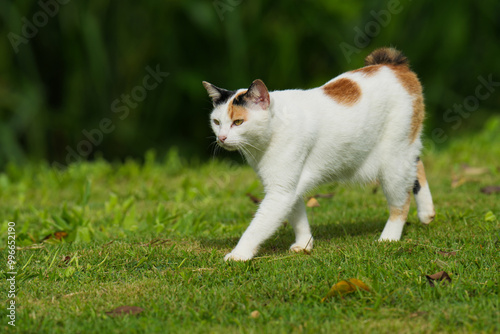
[
  {"x1": 413, "y1": 158, "x2": 435, "y2": 224},
  {"x1": 288, "y1": 199, "x2": 313, "y2": 252},
  {"x1": 379, "y1": 164, "x2": 414, "y2": 241},
  {"x1": 379, "y1": 191, "x2": 411, "y2": 241}
]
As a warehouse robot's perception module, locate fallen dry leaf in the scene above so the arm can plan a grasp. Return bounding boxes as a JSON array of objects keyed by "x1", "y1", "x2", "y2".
[
  {"x1": 42, "y1": 231, "x2": 69, "y2": 242},
  {"x1": 250, "y1": 310, "x2": 260, "y2": 318},
  {"x1": 451, "y1": 176, "x2": 466, "y2": 189},
  {"x1": 192, "y1": 268, "x2": 215, "y2": 272},
  {"x1": 348, "y1": 278, "x2": 370, "y2": 291},
  {"x1": 63, "y1": 292, "x2": 83, "y2": 298},
  {"x1": 461, "y1": 164, "x2": 489, "y2": 176},
  {"x1": 425, "y1": 271, "x2": 451, "y2": 287},
  {"x1": 306, "y1": 197, "x2": 320, "y2": 208},
  {"x1": 62, "y1": 255, "x2": 71, "y2": 263},
  {"x1": 480, "y1": 186, "x2": 500, "y2": 195},
  {"x1": 432, "y1": 259, "x2": 449, "y2": 269},
  {"x1": 105, "y1": 306, "x2": 144, "y2": 317},
  {"x1": 437, "y1": 251, "x2": 457, "y2": 257},
  {"x1": 246, "y1": 193, "x2": 262, "y2": 204},
  {"x1": 321, "y1": 278, "x2": 370, "y2": 302},
  {"x1": 409, "y1": 311, "x2": 428, "y2": 318},
  {"x1": 312, "y1": 193, "x2": 334, "y2": 199},
  {"x1": 103, "y1": 240, "x2": 115, "y2": 247}
]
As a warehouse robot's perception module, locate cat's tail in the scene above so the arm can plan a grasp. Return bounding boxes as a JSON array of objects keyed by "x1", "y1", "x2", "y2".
[{"x1": 365, "y1": 47, "x2": 408, "y2": 67}]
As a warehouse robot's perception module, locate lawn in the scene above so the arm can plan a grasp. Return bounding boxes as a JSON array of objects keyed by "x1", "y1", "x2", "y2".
[{"x1": 1, "y1": 118, "x2": 499, "y2": 333}]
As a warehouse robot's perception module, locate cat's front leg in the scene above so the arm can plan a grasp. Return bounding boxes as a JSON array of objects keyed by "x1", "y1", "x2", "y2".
[
  {"x1": 288, "y1": 199, "x2": 313, "y2": 253},
  {"x1": 224, "y1": 191, "x2": 297, "y2": 261}
]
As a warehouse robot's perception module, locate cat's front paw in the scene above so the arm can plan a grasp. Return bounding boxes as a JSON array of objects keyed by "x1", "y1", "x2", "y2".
[
  {"x1": 418, "y1": 209, "x2": 436, "y2": 225},
  {"x1": 290, "y1": 237, "x2": 314, "y2": 253},
  {"x1": 224, "y1": 250, "x2": 254, "y2": 262}
]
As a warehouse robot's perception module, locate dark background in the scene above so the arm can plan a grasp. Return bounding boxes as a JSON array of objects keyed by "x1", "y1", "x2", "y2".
[{"x1": 1, "y1": 0, "x2": 499, "y2": 169}]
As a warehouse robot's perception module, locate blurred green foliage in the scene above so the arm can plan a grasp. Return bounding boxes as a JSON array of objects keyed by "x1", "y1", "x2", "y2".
[{"x1": 0, "y1": 0, "x2": 499, "y2": 168}]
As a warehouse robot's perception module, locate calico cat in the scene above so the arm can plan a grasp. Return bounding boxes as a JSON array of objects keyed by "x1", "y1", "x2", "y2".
[{"x1": 203, "y1": 47, "x2": 435, "y2": 261}]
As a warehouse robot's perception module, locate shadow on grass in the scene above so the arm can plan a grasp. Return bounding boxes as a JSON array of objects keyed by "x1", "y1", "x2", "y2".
[{"x1": 199, "y1": 218, "x2": 385, "y2": 255}]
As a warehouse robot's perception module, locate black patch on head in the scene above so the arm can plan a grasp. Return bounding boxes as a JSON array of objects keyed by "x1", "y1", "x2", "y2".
[
  {"x1": 413, "y1": 179, "x2": 421, "y2": 195},
  {"x1": 416, "y1": 156, "x2": 420, "y2": 162},
  {"x1": 232, "y1": 91, "x2": 247, "y2": 106},
  {"x1": 214, "y1": 88, "x2": 236, "y2": 105}
]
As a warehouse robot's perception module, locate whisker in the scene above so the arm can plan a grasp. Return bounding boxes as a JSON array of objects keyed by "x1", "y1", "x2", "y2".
[
  {"x1": 209, "y1": 141, "x2": 220, "y2": 160},
  {"x1": 239, "y1": 145, "x2": 256, "y2": 162},
  {"x1": 241, "y1": 140, "x2": 262, "y2": 153}
]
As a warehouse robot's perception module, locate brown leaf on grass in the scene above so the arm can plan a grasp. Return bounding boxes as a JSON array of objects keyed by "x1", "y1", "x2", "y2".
[
  {"x1": 432, "y1": 259, "x2": 449, "y2": 269},
  {"x1": 246, "y1": 193, "x2": 262, "y2": 204},
  {"x1": 306, "y1": 197, "x2": 320, "y2": 208},
  {"x1": 348, "y1": 278, "x2": 370, "y2": 291},
  {"x1": 451, "y1": 175, "x2": 466, "y2": 189},
  {"x1": 321, "y1": 278, "x2": 370, "y2": 302},
  {"x1": 437, "y1": 251, "x2": 457, "y2": 257},
  {"x1": 250, "y1": 310, "x2": 260, "y2": 318},
  {"x1": 103, "y1": 240, "x2": 115, "y2": 248},
  {"x1": 63, "y1": 292, "x2": 83, "y2": 298},
  {"x1": 409, "y1": 311, "x2": 428, "y2": 318},
  {"x1": 140, "y1": 238, "x2": 171, "y2": 247},
  {"x1": 42, "y1": 231, "x2": 69, "y2": 242},
  {"x1": 480, "y1": 186, "x2": 500, "y2": 195},
  {"x1": 192, "y1": 268, "x2": 215, "y2": 272},
  {"x1": 62, "y1": 256, "x2": 71, "y2": 263},
  {"x1": 313, "y1": 193, "x2": 335, "y2": 199},
  {"x1": 425, "y1": 271, "x2": 451, "y2": 287},
  {"x1": 105, "y1": 306, "x2": 144, "y2": 317},
  {"x1": 461, "y1": 164, "x2": 489, "y2": 176}
]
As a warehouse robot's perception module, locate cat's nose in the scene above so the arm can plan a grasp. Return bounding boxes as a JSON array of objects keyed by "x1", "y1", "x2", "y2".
[{"x1": 218, "y1": 135, "x2": 227, "y2": 143}]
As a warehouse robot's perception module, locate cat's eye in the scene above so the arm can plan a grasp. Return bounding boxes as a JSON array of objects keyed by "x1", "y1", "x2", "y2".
[
  {"x1": 233, "y1": 119, "x2": 244, "y2": 126},
  {"x1": 213, "y1": 119, "x2": 220, "y2": 126}
]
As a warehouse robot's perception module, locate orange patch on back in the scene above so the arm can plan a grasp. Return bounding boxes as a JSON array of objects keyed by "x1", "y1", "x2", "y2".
[
  {"x1": 323, "y1": 78, "x2": 361, "y2": 106},
  {"x1": 351, "y1": 65, "x2": 382, "y2": 76},
  {"x1": 390, "y1": 65, "x2": 425, "y2": 143},
  {"x1": 228, "y1": 91, "x2": 248, "y2": 121},
  {"x1": 390, "y1": 65, "x2": 421, "y2": 95}
]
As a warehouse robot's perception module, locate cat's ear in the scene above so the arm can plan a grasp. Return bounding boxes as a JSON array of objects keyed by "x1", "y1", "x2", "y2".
[
  {"x1": 202, "y1": 81, "x2": 234, "y2": 106},
  {"x1": 246, "y1": 79, "x2": 270, "y2": 110}
]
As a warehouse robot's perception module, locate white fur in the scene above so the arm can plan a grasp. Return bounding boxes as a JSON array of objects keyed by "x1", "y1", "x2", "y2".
[
  {"x1": 208, "y1": 66, "x2": 434, "y2": 261},
  {"x1": 415, "y1": 181, "x2": 435, "y2": 224}
]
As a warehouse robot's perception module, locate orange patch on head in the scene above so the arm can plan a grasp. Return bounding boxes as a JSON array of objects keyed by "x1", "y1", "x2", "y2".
[
  {"x1": 390, "y1": 65, "x2": 425, "y2": 143},
  {"x1": 351, "y1": 65, "x2": 382, "y2": 76},
  {"x1": 323, "y1": 78, "x2": 361, "y2": 106},
  {"x1": 228, "y1": 91, "x2": 248, "y2": 122}
]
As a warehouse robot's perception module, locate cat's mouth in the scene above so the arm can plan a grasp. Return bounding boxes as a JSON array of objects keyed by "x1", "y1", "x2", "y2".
[{"x1": 217, "y1": 142, "x2": 238, "y2": 151}]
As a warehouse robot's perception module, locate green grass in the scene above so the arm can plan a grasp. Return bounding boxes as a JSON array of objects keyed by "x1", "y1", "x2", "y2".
[{"x1": 1, "y1": 118, "x2": 500, "y2": 333}]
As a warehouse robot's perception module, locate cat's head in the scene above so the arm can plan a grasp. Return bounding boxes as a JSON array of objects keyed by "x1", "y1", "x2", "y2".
[{"x1": 202, "y1": 79, "x2": 271, "y2": 152}]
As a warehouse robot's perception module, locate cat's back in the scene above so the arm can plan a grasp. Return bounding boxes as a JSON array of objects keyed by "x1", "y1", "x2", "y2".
[{"x1": 313, "y1": 49, "x2": 423, "y2": 143}]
